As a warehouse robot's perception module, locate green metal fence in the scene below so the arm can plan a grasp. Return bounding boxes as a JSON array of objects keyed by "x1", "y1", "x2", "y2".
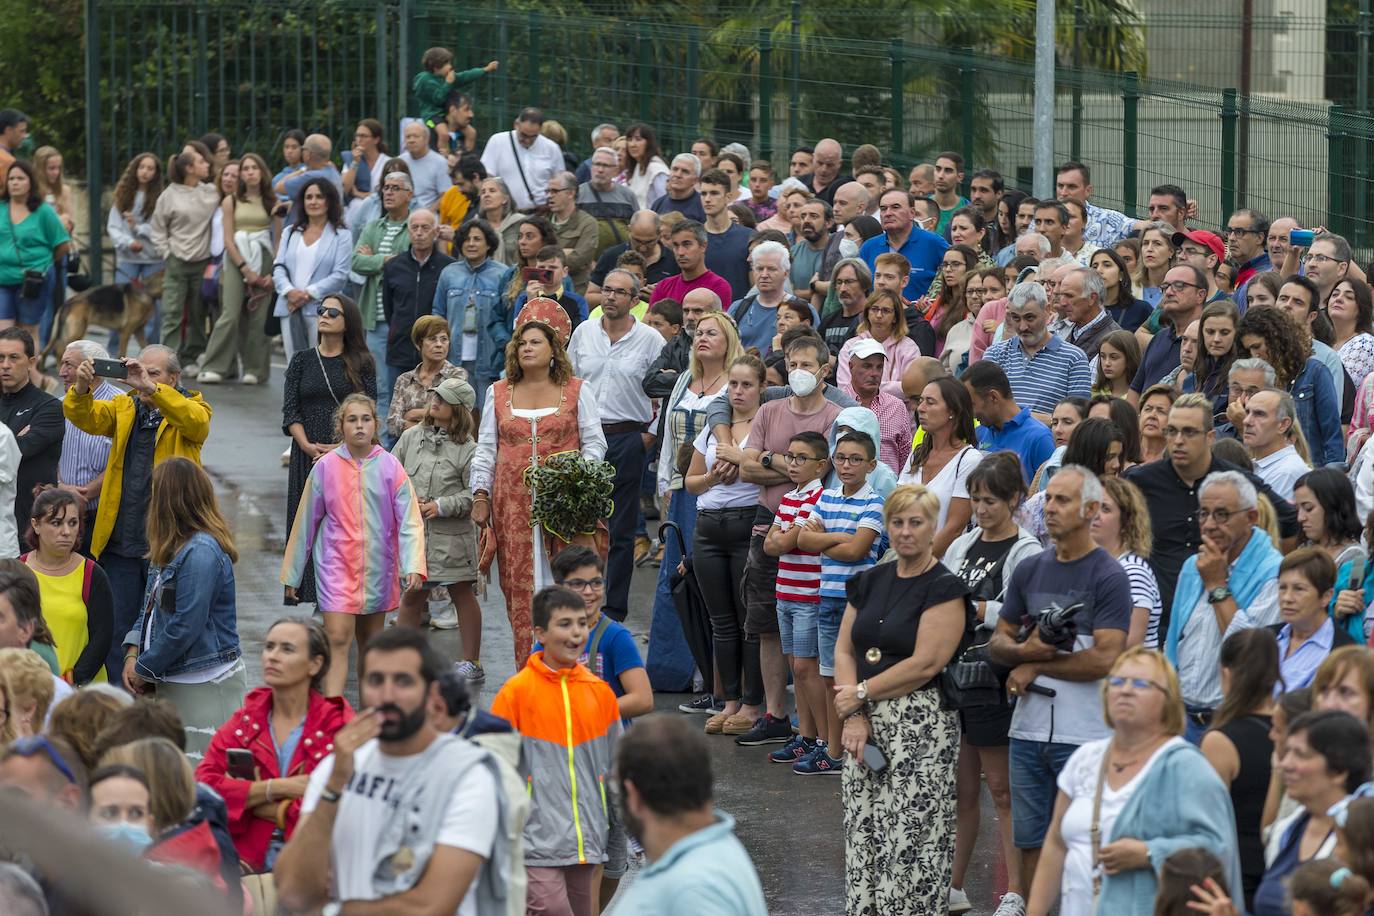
[{"x1": 82, "y1": 0, "x2": 1374, "y2": 281}]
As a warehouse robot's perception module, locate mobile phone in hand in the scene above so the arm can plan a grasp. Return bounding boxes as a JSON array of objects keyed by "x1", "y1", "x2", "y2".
[
  {"x1": 91, "y1": 358, "x2": 129, "y2": 380},
  {"x1": 862, "y1": 741, "x2": 888, "y2": 774}
]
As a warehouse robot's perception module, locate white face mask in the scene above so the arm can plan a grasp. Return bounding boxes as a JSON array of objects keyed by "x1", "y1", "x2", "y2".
[
  {"x1": 839, "y1": 238, "x2": 859, "y2": 259},
  {"x1": 788, "y1": 368, "x2": 819, "y2": 398}
]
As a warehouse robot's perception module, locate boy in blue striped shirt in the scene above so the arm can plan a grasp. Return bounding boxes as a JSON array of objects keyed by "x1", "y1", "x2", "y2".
[{"x1": 795, "y1": 431, "x2": 885, "y2": 774}]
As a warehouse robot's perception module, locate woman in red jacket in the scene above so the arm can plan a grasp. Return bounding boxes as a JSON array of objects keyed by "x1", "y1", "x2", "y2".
[{"x1": 195, "y1": 616, "x2": 352, "y2": 872}]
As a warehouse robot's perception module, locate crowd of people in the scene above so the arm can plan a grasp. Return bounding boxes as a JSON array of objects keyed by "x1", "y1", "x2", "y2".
[{"x1": 8, "y1": 35, "x2": 1374, "y2": 916}]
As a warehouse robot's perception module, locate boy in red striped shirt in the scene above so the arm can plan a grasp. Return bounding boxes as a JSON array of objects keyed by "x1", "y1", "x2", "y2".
[{"x1": 761, "y1": 430, "x2": 831, "y2": 769}]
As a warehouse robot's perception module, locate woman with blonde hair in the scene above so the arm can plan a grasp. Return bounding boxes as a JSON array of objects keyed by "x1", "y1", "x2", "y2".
[
  {"x1": 1133, "y1": 221, "x2": 1177, "y2": 309},
  {"x1": 122, "y1": 458, "x2": 244, "y2": 757},
  {"x1": 0, "y1": 667, "x2": 17, "y2": 747},
  {"x1": 471, "y1": 299, "x2": 605, "y2": 665},
  {"x1": 1028, "y1": 648, "x2": 1242, "y2": 915},
  {"x1": 384, "y1": 314, "x2": 465, "y2": 441},
  {"x1": 833, "y1": 483, "x2": 969, "y2": 914},
  {"x1": 281, "y1": 393, "x2": 426, "y2": 697}
]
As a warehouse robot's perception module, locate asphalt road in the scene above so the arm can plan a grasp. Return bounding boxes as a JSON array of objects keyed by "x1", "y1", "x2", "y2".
[{"x1": 199, "y1": 358, "x2": 1009, "y2": 915}]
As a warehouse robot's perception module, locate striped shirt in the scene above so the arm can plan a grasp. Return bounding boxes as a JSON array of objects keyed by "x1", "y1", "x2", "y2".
[
  {"x1": 984, "y1": 333, "x2": 1091, "y2": 416},
  {"x1": 772, "y1": 479, "x2": 825, "y2": 603},
  {"x1": 1118, "y1": 551, "x2": 1163, "y2": 649},
  {"x1": 812, "y1": 482, "x2": 885, "y2": 599},
  {"x1": 844, "y1": 386, "x2": 913, "y2": 475},
  {"x1": 59, "y1": 380, "x2": 121, "y2": 506}
]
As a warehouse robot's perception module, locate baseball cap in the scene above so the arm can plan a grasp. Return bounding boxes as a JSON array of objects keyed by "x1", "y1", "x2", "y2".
[
  {"x1": 849, "y1": 338, "x2": 887, "y2": 361},
  {"x1": 1171, "y1": 229, "x2": 1225, "y2": 264},
  {"x1": 430, "y1": 377, "x2": 476, "y2": 409}
]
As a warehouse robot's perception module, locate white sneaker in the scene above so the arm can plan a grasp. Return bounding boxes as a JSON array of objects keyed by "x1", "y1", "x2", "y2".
[
  {"x1": 241, "y1": 373, "x2": 260, "y2": 385},
  {"x1": 198, "y1": 369, "x2": 223, "y2": 384},
  {"x1": 993, "y1": 892, "x2": 1026, "y2": 916},
  {"x1": 948, "y1": 887, "x2": 972, "y2": 914},
  {"x1": 428, "y1": 592, "x2": 458, "y2": 630},
  {"x1": 183, "y1": 362, "x2": 200, "y2": 380}
]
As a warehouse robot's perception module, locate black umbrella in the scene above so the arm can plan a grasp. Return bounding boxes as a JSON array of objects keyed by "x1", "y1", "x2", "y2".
[{"x1": 659, "y1": 521, "x2": 714, "y2": 692}]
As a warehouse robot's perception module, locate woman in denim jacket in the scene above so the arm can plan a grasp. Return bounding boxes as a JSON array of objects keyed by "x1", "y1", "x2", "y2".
[
  {"x1": 122, "y1": 458, "x2": 244, "y2": 758},
  {"x1": 431, "y1": 218, "x2": 514, "y2": 412}
]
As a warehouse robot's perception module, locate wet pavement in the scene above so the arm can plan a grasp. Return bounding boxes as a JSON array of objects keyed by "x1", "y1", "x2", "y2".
[{"x1": 201, "y1": 360, "x2": 1009, "y2": 915}]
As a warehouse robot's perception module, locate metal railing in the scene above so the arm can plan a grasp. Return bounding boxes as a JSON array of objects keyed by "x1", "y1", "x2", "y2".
[{"x1": 79, "y1": 0, "x2": 1374, "y2": 281}]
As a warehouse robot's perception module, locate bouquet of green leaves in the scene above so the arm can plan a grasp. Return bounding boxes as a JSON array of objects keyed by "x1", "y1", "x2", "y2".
[{"x1": 524, "y1": 450, "x2": 616, "y2": 543}]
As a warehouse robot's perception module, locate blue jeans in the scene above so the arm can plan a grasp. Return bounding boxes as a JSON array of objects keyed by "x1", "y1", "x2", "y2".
[
  {"x1": 1184, "y1": 705, "x2": 1214, "y2": 745},
  {"x1": 817, "y1": 595, "x2": 846, "y2": 676},
  {"x1": 1009, "y1": 737, "x2": 1079, "y2": 848},
  {"x1": 0, "y1": 265, "x2": 57, "y2": 327},
  {"x1": 645, "y1": 489, "x2": 699, "y2": 691},
  {"x1": 367, "y1": 323, "x2": 392, "y2": 424},
  {"x1": 100, "y1": 552, "x2": 150, "y2": 682},
  {"x1": 114, "y1": 260, "x2": 165, "y2": 347}
]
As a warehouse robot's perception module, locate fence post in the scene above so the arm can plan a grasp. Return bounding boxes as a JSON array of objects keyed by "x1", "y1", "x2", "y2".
[
  {"x1": 1329, "y1": 105, "x2": 1350, "y2": 238},
  {"x1": 195, "y1": 0, "x2": 209, "y2": 132},
  {"x1": 960, "y1": 48, "x2": 975, "y2": 196},
  {"x1": 83, "y1": 0, "x2": 103, "y2": 284},
  {"x1": 758, "y1": 29, "x2": 773, "y2": 163},
  {"x1": 789, "y1": 0, "x2": 801, "y2": 149},
  {"x1": 1071, "y1": 0, "x2": 1084, "y2": 161},
  {"x1": 686, "y1": 29, "x2": 700, "y2": 157},
  {"x1": 375, "y1": 2, "x2": 390, "y2": 132},
  {"x1": 398, "y1": 0, "x2": 413, "y2": 131},
  {"x1": 495, "y1": 0, "x2": 510, "y2": 128},
  {"x1": 1121, "y1": 72, "x2": 1139, "y2": 216},
  {"x1": 527, "y1": 10, "x2": 541, "y2": 108},
  {"x1": 1220, "y1": 89, "x2": 1238, "y2": 223},
  {"x1": 889, "y1": 39, "x2": 905, "y2": 164},
  {"x1": 638, "y1": 24, "x2": 652, "y2": 124}
]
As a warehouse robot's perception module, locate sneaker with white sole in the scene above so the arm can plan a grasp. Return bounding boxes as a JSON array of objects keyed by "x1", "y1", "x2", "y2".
[
  {"x1": 241, "y1": 373, "x2": 260, "y2": 385},
  {"x1": 992, "y1": 892, "x2": 1025, "y2": 916},
  {"x1": 677, "y1": 694, "x2": 722, "y2": 715},
  {"x1": 453, "y1": 660, "x2": 485, "y2": 682},
  {"x1": 948, "y1": 887, "x2": 973, "y2": 914},
  {"x1": 428, "y1": 592, "x2": 458, "y2": 630},
  {"x1": 197, "y1": 370, "x2": 223, "y2": 384}
]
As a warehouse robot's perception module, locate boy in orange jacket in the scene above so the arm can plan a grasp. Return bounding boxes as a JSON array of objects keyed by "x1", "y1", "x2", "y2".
[{"x1": 491, "y1": 585, "x2": 622, "y2": 916}]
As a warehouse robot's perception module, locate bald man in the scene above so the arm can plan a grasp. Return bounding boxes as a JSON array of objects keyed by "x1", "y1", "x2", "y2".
[
  {"x1": 586, "y1": 210, "x2": 680, "y2": 308},
  {"x1": 800, "y1": 138, "x2": 855, "y2": 206},
  {"x1": 277, "y1": 132, "x2": 343, "y2": 201},
  {"x1": 399, "y1": 122, "x2": 452, "y2": 209}
]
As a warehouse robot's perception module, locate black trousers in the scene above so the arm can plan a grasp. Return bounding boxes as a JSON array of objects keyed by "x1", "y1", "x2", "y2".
[
  {"x1": 602, "y1": 429, "x2": 646, "y2": 621},
  {"x1": 694, "y1": 507, "x2": 762, "y2": 704}
]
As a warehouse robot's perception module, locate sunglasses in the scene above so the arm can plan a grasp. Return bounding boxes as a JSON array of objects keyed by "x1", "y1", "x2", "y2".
[
  {"x1": 318, "y1": 307, "x2": 344, "y2": 319},
  {"x1": 9, "y1": 735, "x2": 76, "y2": 785}
]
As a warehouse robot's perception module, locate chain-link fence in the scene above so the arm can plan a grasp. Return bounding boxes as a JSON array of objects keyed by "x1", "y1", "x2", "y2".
[{"x1": 81, "y1": 0, "x2": 1374, "y2": 280}]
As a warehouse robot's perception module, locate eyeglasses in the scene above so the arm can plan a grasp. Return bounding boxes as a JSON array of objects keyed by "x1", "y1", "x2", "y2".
[
  {"x1": 781, "y1": 452, "x2": 822, "y2": 465},
  {"x1": 867, "y1": 307, "x2": 895, "y2": 316},
  {"x1": 1163, "y1": 425, "x2": 1206, "y2": 440},
  {"x1": 1225, "y1": 226, "x2": 1260, "y2": 236},
  {"x1": 1160, "y1": 280, "x2": 1204, "y2": 293},
  {"x1": 317, "y1": 307, "x2": 344, "y2": 319},
  {"x1": 559, "y1": 577, "x2": 605, "y2": 591},
  {"x1": 382, "y1": 184, "x2": 408, "y2": 192},
  {"x1": 8, "y1": 736, "x2": 76, "y2": 785},
  {"x1": 832, "y1": 454, "x2": 870, "y2": 466},
  {"x1": 423, "y1": 335, "x2": 451, "y2": 346},
  {"x1": 1106, "y1": 676, "x2": 1167, "y2": 692},
  {"x1": 1196, "y1": 507, "x2": 1239, "y2": 523},
  {"x1": 602, "y1": 287, "x2": 633, "y2": 298},
  {"x1": 1307, "y1": 253, "x2": 1342, "y2": 265}
]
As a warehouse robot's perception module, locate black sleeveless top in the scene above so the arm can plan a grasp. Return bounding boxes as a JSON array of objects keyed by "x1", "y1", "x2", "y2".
[{"x1": 1216, "y1": 713, "x2": 1273, "y2": 908}]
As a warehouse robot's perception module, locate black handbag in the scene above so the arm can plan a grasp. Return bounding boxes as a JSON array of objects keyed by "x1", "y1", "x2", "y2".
[
  {"x1": 939, "y1": 641, "x2": 1005, "y2": 711},
  {"x1": 20, "y1": 269, "x2": 44, "y2": 299}
]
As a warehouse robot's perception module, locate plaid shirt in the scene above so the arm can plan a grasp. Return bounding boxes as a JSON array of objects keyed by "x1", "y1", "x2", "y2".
[{"x1": 844, "y1": 386, "x2": 913, "y2": 475}]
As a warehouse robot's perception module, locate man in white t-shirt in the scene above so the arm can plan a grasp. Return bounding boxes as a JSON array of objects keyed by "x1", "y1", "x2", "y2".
[{"x1": 275, "y1": 628, "x2": 509, "y2": 916}]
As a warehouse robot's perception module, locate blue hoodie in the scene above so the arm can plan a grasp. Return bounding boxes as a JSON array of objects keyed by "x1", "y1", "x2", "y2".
[{"x1": 826, "y1": 406, "x2": 897, "y2": 498}]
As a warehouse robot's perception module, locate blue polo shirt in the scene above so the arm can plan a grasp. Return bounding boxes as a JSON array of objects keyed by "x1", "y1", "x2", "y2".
[
  {"x1": 1131, "y1": 320, "x2": 1185, "y2": 394},
  {"x1": 606, "y1": 812, "x2": 768, "y2": 916},
  {"x1": 976, "y1": 407, "x2": 1055, "y2": 483},
  {"x1": 859, "y1": 225, "x2": 949, "y2": 301},
  {"x1": 984, "y1": 334, "x2": 1092, "y2": 416}
]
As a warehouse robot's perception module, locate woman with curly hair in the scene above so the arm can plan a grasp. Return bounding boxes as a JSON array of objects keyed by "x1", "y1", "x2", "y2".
[
  {"x1": 1237, "y1": 305, "x2": 1343, "y2": 466},
  {"x1": 107, "y1": 153, "x2": 165, "y2": 292}
]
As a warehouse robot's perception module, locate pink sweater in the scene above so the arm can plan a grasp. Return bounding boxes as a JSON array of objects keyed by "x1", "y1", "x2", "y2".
[{"x1": 970, "y1": 297, "x2": 1009, "y2": 363}]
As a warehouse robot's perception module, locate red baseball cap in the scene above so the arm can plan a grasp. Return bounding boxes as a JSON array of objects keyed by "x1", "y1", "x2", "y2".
[{"x1": 1171, "y1": 229, "x2": 1225, "y2": 264}]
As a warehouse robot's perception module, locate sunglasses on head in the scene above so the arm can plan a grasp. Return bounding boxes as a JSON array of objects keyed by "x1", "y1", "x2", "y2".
[
  {"x1": 317, "y1": 307, "x2": 344, "y2": 319},
  {"x1": 8, "y1": 735, "x2": 76, "y2": 785}
]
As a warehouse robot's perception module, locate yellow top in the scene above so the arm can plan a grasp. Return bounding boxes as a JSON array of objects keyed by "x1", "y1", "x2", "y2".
[{"x1": 32, "y1": 561, "x2": 105, "y2": 683}]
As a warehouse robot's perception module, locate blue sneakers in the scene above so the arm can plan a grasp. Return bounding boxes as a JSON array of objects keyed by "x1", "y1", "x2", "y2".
[
  {"x1": 768, "y1": 734, "x2": 815, "y2": 764},
  {"x1": 792, "y1": 742, "x2": 844, "y2": 775}
]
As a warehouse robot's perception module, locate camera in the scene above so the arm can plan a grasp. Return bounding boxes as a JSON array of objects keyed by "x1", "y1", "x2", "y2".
[{"x1": 1018, "y1": 601, "x2": 1083, "y2": 653}]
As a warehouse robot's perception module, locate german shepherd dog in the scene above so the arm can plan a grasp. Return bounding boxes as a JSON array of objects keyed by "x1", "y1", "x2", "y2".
[{"x1": 43, "y1": 271, "x2": 164, "y2": 362}]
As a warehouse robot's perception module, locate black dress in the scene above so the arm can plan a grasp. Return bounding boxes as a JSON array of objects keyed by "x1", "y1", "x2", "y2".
[{"x1": 281, "y1": 348, "x2": 376, "y2": 604}]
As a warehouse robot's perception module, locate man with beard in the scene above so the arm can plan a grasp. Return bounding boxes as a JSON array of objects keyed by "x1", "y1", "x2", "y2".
[
  {"x1": 789, "y1": 199, "x2": 833, "y2": 307},
  {"x1": 606, "y1": 715, "x2": 768, "y2": 916},
  {"x1": 276, "y1": 628, "x2": 517, "y2": 916}
]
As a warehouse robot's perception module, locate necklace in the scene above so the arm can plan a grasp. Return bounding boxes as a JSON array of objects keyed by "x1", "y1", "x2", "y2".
[
  {"x1": 694, "y1": 370, "x2": 725, "y2": 395},
  {"x1": 1109, "y1": 735, "x2": 1168, "y2": 773},
  {"x1": 27, "y1": 554, "x2": 75, "y2": 575}
]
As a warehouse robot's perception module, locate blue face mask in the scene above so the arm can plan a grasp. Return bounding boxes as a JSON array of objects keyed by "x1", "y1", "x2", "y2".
[{"x1": 98, "y1": 821, "x2": 153, "y2": 854}]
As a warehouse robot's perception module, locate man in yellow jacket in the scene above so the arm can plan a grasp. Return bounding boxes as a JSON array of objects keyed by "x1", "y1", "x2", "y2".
[{"x1": 63, "y1": 344, "x2": 211, "y2": 681}]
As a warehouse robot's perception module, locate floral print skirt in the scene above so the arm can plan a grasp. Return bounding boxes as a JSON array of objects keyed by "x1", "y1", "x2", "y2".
[{"x1": 842, "y1": 687, "x2": 959, "y2": 916}]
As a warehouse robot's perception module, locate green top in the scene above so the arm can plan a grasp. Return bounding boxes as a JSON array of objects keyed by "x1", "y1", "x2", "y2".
[
  {"x1": 412, "y1": 67, "x2": 489, "y2": 122},
  {"x1": 31, "y1": 640, "x2": 60, "y2": 676},
  {"x1": 352, "y1": 216, "x2": 411, "y2": 330},
  {"x1": 0, "y1": 203, "x2": 69, "y2": 286},
  {"x1": 935, "y1": 196, "x2": 971, "y2": 237}
]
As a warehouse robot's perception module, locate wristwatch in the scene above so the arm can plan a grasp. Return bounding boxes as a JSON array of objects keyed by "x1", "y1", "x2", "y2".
[
  {"x1": 319, "y1": 787, "x2": 343, "y2": 805},
  {"x1": 760, "y1": 451, "x2": 774, "y2": 469},
  {"x1": 856, "y1": 680, "x2": 869, "y2": 702},
  {"x1": 1206, "y1": 586, "x2": 1233, "y2": 605}
]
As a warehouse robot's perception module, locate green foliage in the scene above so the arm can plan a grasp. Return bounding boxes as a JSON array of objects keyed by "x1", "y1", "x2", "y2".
[
  {"x1": 524, "y1": 451, "x2": 615, "y2": 543},
  {"x1": 0, "y1": 0, "x2": 85, "y2": 173}
]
